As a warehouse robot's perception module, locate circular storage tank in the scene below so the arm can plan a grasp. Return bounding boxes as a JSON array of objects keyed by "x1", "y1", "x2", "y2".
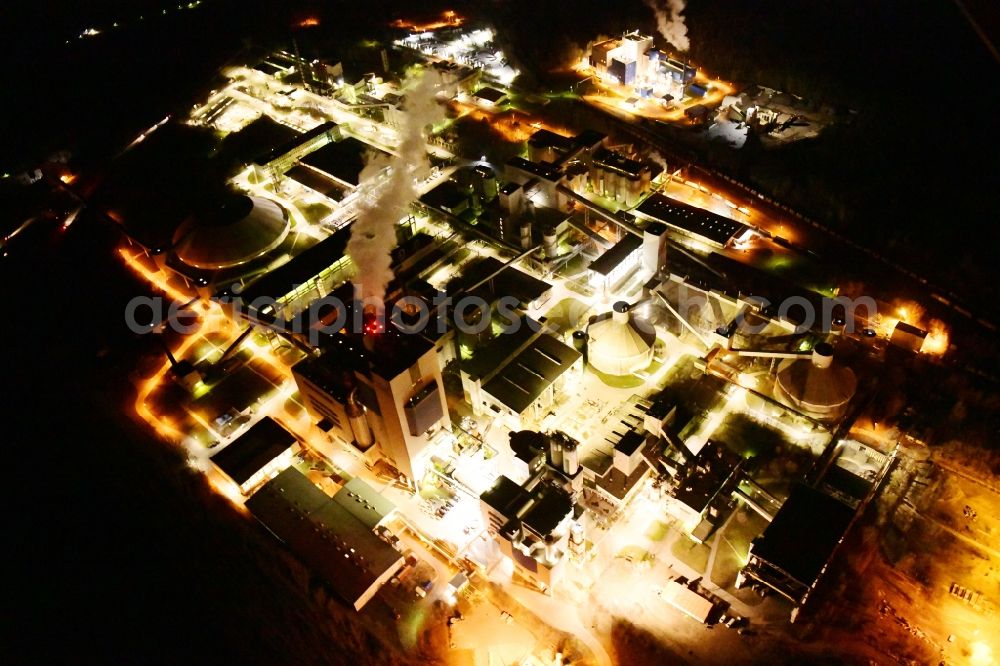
[
  {"x1": 173, "y1": 194, "x2": 289, "y2": 270},
  {"x1": 587, "y1": 301, "x2": 656, "y2": 376},
  {"x1": 774, "y1": 342, "x2": 857, "y2": 421}
]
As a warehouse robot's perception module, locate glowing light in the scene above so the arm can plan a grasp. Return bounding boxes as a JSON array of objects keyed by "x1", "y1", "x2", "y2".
[
  {"x1": 969, "y1": 641, "x2": 994, "y2": 666},
  {"x1": 59, "y1": 173, "x2": 76, "y2": 184},
  {"x1": 921, "y1": 319, "x2": 950, "y2": 356},
  {"x1": 297, "y1": 17, "x2": 319, "y2": 27},
  {"x1": 390, "y1": 10, "x2": 464, "y2": 32}
]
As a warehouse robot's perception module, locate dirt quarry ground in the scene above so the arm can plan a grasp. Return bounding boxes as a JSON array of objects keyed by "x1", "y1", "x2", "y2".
[{"x1": 802, "y1": 457, "x2": 1000, "y2": 666}]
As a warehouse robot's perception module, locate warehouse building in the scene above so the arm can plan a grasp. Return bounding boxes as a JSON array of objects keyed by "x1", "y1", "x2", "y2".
[
  {"x1": 246, "y1": 467, "x2": 404, "y2": 611},
  {"x1": 209, "y1": 417, "x2": 299, "y2": 496}
]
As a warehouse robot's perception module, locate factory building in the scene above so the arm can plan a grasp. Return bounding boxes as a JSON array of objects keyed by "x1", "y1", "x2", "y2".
[
  {"x1": 586, "y1": 32, "x2": 695, "y2": 98},
  {"x1": 251, "y1": 121, "x2": 341, "y2": 183},
  {"x1": 889, "y1": 321, "x2": 927, "y2": 353},
  {"x1": 579, "y1": 429, "x2": 656, "y2": 515},
  {"x1": 472, "y1": 86, "x2": 508, "y2": 107},
  {"x1": 209, "y1": 416, "x2": 300, "y2": 496},
  {"x1": 420, "y1": 179, "x2": 472, "y2": 217},
  {"x1": 635, "y1": 193, "x2": 753, "y2": 249},
  {"x1": 480, "y1": 436, "x2": 578, "y2": 590},
  {"x1": 590, "y1": 148, "x2": 655, "y2": 208},
  {"x1": 738, "y1": 437, "x2": 890, "y2": 620},
  {"x1": 665, "y1": 440, "x2": 744, "y2": 542},
  {"x1": 588, "y1": 234, "x2": 643, "y2": 297},
  {"x1": 246, "y1": 467, "x2": 404, "y2": 611},
  {"x1": 223, "y1": 224, "x2": 354, "y2": 323},
  {"x1": 292, "y1": 326, "x2": 451, "y2": 485},
  {"x1": 737, "y1": 483, "x2": 855, "y2": 620},
  {"x1": 461, "y1": 316, "x2": 582, "y2": 429}
]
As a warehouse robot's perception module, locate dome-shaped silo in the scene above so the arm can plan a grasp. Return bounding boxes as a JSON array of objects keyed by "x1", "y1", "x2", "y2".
[
  {"x1": 587, "y1": 301, "x2": 656, "y2": 376},
  {"x1": 773, "y1": 343, "x2": 857, "y2": 422},
  {"x1": 172, "y1": 193, "x2": 289, "y2": 270}
]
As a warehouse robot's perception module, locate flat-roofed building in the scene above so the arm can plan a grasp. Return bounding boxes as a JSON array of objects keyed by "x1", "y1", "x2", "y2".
[
  {"x1": 246, "y1": 467, "x2": 404, "y2": 611},
  {"x1": 738, "y1": 483, "x2": 856, "y2": 620},
  {"x1": 635, "y1": 193, "x2": 753, "y2": 248},
  {"x1": 300, "y1": 136, "x2": 390, "y2": 188},
  {"x1": 480, "y1": 474, "x2": 574, "y2": 590},
  {"x1": 590, "y1": 148, "x2": 657, "y2": 207},
  {"x1": 209, "y1": 417, "x2": 299, "y2": 496},
  {"x1": 890, "y1": 321, "x2": 927, "y2": 353},
  {"x1": 666, "y1": 440, "x2": 744, "y2": 541},
  {"x1": 588, "y1": 234, "x2": 643, "y2": 297}
]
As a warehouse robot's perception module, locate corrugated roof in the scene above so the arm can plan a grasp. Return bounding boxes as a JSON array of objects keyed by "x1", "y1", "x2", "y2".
[{"x1": 246, "y1": 467, "x2": 403, "y2": 610}]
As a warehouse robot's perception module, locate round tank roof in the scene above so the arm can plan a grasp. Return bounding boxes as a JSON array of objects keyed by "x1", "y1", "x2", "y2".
[
  {"x1": 588, "y1": 305, "x2": 656, "y2": 376},
  {"x1": 774, "y1": 351, "x2": 856, "y2": 420},
  {"x1": 172, "y1": 194, "x2": 289, "y2": 271}
]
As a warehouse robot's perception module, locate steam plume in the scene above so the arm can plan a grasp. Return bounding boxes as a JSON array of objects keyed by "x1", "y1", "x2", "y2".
[
  {"x1": 644, "y1": 0, "x2": 690, "y2": 52},
  {"x1": 347, "y1": 69, "x2": 444, "y2": 307}
]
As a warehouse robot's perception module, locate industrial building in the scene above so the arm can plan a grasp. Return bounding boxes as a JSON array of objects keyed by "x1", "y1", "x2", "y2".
[
  {"x1": 587, "y1": 32, "x2": 697, "y2": 101},
  {"x1": 665, "y1": 440, "x2": 744, "y2": 541},
  {"x1": 890, "y1": 321, "x2": 927, "y2": 353},
  {"x1": 588, "y1": 234, "x2": 643, "y2": 296},
  {"x1": 246, "y1": 467, "x2": 404, "y2": 611},
  {"x1": 209, "y1": 416, "x2": 299, "y2": 496},
  {"x1": 461, "y1": 316, "x2": 581, "y2": 429},
  {"x1": 737, "y1": 483, "x2": 855, "y2": 619},
  {"x1": 293, "y1": 325, "x2": 451, "y2": 485},
  {"x1": 738, "y1": 438, "x2": 888, "y2": 620},
  {"x1": 635, "y1": 193, "x2": 753, "y2": 249},
  {"x1": 579, "y1": 428, "x2": 656, "y2": 514},
  {"x1": 590, "y1": 148, "x2": 655, "y2": 207},
  {"x1": 480, "y1": 433, "x2": 580, "y2": 590}
]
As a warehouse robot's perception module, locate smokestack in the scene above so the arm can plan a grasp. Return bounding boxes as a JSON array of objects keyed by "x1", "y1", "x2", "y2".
[
  {"x1": 346, "y1": 388, "x2": 374, "y2": 449},
  {"x1": 562, "y1": 440, "x2": 579, "y2": 476},
  {"x1": 548, "y1": 434, "x2": 564, "y2": 469}
]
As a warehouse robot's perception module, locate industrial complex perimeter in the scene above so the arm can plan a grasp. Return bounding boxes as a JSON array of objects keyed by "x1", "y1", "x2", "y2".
[{"x1": 27, "y1": 11, "x2": 998, "y2": 666}]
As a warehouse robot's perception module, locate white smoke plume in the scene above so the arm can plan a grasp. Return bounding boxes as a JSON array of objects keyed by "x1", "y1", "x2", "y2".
[
  {"x1": 644, "y1": 0, "x2": 690, "y2": 52},
  {"x1": 347, "y1": 68, "x2": 444, "y2": 308}
]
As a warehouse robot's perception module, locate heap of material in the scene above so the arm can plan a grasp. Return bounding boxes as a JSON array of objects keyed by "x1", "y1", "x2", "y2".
[
  {"x1": 246, "y1": 467, "x2": 403, "y2": 611},
  {"x1": 173, "y1": 193, "x2": 289, "y2": 270},
  {"x1": 587, "y1": 301, "x2": 656, "y2": 376},
  {"x1": 774, "y1": 343, "x2": 856, "y2": 422}
]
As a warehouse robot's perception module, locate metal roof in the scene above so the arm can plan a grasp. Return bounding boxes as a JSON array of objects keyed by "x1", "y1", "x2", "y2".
[
  {"x1": 588, "y1": 234, "x2": 643, "y2": 276},
  {"x1": 246, "y1": 467, "x2": 404, "y2": 610},
  {"x1": 750, "y1": 483, "x2": 855, "y2": 588},
  {"x1": 210, "y1": 417, "x2": 296, "y2": 485},
  {"x1": 482, "y1": 333, "x2": 580, "y2": 414},
  {"x1": 636, "y1": 193, "x2": 750, "y2": 246}
]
